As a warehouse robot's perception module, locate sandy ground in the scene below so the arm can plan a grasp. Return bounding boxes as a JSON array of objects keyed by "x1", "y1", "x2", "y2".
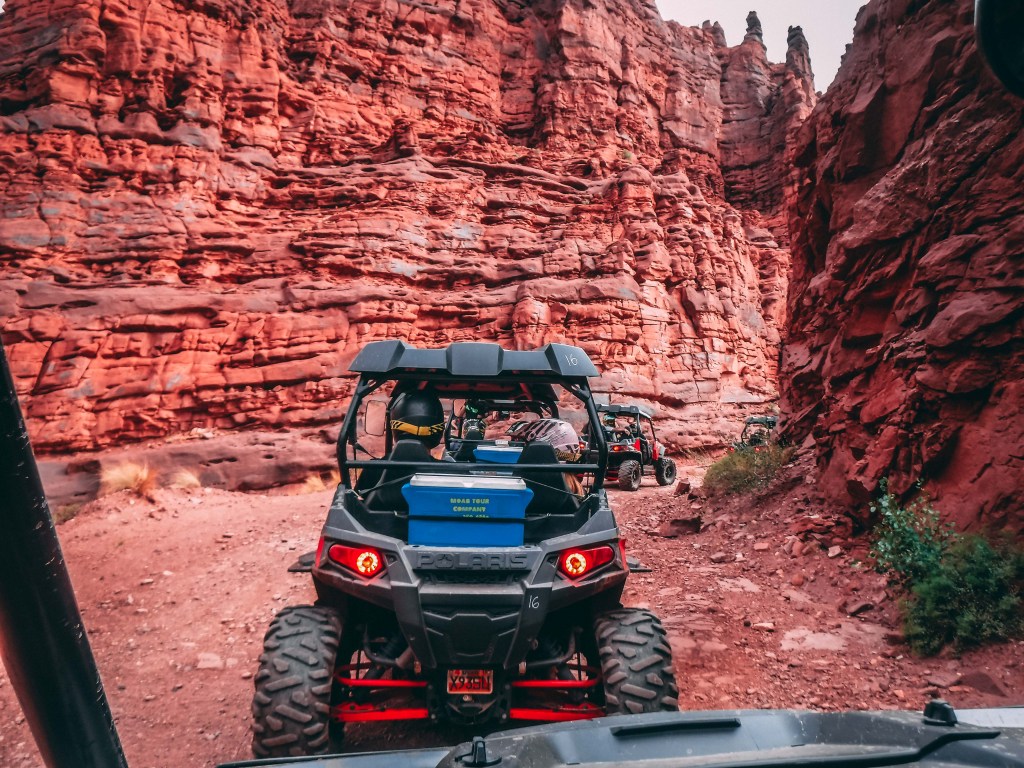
[{"x1": 1, "y1": 471, "x2": 1022, "y2": 767}]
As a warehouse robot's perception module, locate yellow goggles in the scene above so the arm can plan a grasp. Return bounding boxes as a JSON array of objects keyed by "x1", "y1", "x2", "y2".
[{"x1": 390, "y1": 420, "x2": 444, "y2": 437}]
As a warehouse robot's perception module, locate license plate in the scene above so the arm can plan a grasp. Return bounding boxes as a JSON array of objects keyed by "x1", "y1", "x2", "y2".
[{"x1": 446, "y1": 669, "x2": 493, "y2": 695}]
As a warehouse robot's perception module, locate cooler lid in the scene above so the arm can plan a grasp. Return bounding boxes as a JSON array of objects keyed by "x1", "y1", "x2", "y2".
[{"x1": 408, "y1": 474, "x2": 527, "y2": 491}]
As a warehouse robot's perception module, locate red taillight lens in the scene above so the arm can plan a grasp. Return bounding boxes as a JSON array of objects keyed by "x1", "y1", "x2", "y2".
[
  {"x1": 562, "y1": 551, "x2": 589, "y2": 577},
  {"x1": 611, "y1": 445, "x2": 623, "y2": 452},
  {"x1": 328, "y1": 544, "x2": 384, "y2": 578},
  {"x1": 559, "y1": 545, "x2": 615, "y2": 579},
  {"x1": 355, "y1": 551, "x2": 381, "y2": 576}
]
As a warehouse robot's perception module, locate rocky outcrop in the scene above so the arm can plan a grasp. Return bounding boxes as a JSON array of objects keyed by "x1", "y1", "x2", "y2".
[
  {"x1": 719, "y1": 14, "x2": 816, "y2": 234},
  {"x1": 39, "y1": 429, "x2": 339, "y2": 508},
  {"x1": 781, "y1": 0, "x2": 1023, "y2": 531},
  {"x1": 0, "y1": 0, "x2": 814, "y2": 454}
]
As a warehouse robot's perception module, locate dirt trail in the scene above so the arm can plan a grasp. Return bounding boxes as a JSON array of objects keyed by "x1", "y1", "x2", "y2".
[{"x1": 1, "y1": 476, "x2": 1021, "y2": 767}]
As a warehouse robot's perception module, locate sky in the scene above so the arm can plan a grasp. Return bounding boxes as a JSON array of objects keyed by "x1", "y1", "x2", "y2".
[{"x1": 656, "y1": 0, "x2": 866, "y2": 91}]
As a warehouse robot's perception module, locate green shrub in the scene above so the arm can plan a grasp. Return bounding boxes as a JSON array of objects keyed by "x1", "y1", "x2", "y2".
[
  {"x1": 870, "y1": 484, "x2": 952, "y2": 586},
  {"x1": 904, "y1": 536, "x2": 1024, "y2": 655},
  {"x1": 869, "y1": 483, "x2": 1024, "y2": 655},
  {"x1": 703, "y1": 444, "x2": 794, "y2": 495}
]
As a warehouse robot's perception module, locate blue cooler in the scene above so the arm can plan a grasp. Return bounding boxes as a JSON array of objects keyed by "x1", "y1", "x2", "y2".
[
  {"x1": 473, "y1": 445, "x2": 524, "y2": 464},
  {"x1": 402, "y1": 474, "x2": 533, "y2": 547}
]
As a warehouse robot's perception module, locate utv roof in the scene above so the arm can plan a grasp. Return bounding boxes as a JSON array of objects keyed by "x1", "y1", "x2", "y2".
[
  {"x1": 597, "y1": 403, "x2": 654, "y2": 418},
  {"x1": 744, "y1": 415, "x2": 778, "y2": 427},
  {"x1": 350, "y1": 340, "x2": 599, "y2": 378}
]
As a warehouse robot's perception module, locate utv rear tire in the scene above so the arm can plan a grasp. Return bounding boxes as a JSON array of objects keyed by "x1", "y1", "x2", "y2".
[
  {"x1": 617, "y1": 460, "x2": 642, "y2": 491},
  {"x1": 594, "y1": 608, "x2": 679, "y2": 715},
  {"x1": 655, "y1": 458, "x2": 677, "y2": 486},
  {"x1": 252, "y1": 605, "x2": 342, "y2": 758}
]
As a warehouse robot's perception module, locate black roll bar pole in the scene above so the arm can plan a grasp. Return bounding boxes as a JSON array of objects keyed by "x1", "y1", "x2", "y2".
[{"x1": 0, "y1": 341, "x2": 129, "y2": 768}]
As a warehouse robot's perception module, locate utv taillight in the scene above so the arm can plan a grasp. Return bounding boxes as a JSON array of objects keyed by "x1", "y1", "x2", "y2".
[
  {"x1": 611, "y1": 445, "x2": 623, "y2": 452},
  {"x1": 328, "y1": 544, "x2": 385, "y2": 578},
  {"x1": 559, "y1": 545, "x2": 615, "y2": 579}
]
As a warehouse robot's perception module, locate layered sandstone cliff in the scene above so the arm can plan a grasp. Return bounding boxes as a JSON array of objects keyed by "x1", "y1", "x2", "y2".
[
  {"x1": 0, "y1": 0, "x2": 814, "y2": 454},
  {"x1": 782, "y1": 0, "x2": 1023, "y2": 530}
]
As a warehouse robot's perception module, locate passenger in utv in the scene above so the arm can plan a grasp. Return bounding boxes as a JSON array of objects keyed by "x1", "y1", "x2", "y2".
[
  {"x1": 363, "y1": 387, "x2": 447, "y2": 511},
  {"x1": 516, "y1": 417, "x2": 585, "y2": 511}
]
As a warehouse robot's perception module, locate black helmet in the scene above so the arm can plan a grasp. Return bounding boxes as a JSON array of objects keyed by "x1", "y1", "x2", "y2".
[{"x1": 389, "y1": 388, "x2": 445, "y2": 447}]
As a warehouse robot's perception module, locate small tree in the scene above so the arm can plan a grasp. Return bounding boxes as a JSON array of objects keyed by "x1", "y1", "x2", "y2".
[
  {"x1": 869, "y1": 482, "x2": 1024, "y2": 655},
  {"x1": 869, "y1": 481, "x2": 952, "y2": 586}
]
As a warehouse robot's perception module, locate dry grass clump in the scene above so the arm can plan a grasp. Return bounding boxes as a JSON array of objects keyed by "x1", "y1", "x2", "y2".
[
  {"x1": 54, "y1": 503, "x2": 83, "y2": 524},
  {"x1": 301, "y1": 470, "x2": 341, "y2": 494},
  {"x1": 167, "y1": 469, "x2": 202, "y2": 490},
  {"x1": 100, "y1": 464, "x2": 206, "y2": 498},
  {"x1": 680, "y1": 448, "x2": 715, "y2": 467},
  {"x1": 100, "y1": 462, "x2": 158, "y2": 498}
]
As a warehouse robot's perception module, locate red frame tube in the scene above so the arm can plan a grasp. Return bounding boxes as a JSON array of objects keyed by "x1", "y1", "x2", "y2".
[
  {"x1": 509, "y1": 677, "x2": 599, "y2": 689},
  {"x1": 335, "y1": 663, "x2": 427, "y2": 689},
  {"x1": 509, "y1": 704, "x2": 604, "y2": 721},
  {"x1": 332, "y1": 705, "x2": 430, "y2": 722},
  {"x1": 336, "y1": 675, "x2": 428, "y2": 689},
  {"x1": 332, "y1": 663, "x2": 604, "y2": 722}
]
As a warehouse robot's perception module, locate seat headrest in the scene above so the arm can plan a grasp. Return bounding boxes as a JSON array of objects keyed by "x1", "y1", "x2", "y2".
[
  {"x1": 389, "y1": 440, "x2": 433, "y2": 461},
  {"x1": 517, "y1": 441, "x2": 559, "y2": 464}
]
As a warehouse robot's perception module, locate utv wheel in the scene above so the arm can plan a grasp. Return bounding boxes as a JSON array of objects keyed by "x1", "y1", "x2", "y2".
[
  {"x1": 617, "y1": 460, "x2": 642, "y2": 491},
  {"x1": 594, "y1": 608, "x2": 679, "y2": 715},
  {"x1": 252, "y1": 605, "x2": 342, "y2": 758},
  {"x1": 655, "y1": 458, "x2": 677, "y2": 486}
]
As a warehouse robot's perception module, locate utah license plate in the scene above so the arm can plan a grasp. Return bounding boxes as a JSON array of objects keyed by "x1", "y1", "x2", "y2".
[{"x1": 446, "y1": 669, "x2": 493, "y2": 695}]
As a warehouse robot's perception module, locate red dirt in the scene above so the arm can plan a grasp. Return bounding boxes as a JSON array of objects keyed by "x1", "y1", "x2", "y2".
[{"x1": 1, "y1": 465, "x2": 1021, "y2": 767}]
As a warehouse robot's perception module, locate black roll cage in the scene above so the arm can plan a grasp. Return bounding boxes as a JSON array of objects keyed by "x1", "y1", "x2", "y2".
[{"x1": 336, "y1": 373, "x2": 609, "y2": 491}]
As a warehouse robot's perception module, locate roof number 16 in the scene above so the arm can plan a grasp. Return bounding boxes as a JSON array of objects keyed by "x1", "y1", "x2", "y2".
[{"x1": 564, "y1": 354, "x2": 578, "y2": 366}]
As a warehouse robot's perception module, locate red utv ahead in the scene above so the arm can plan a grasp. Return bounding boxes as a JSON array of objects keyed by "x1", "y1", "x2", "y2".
[{"x1": 590, "y1": 404, "x2": 677, "y2": 491}]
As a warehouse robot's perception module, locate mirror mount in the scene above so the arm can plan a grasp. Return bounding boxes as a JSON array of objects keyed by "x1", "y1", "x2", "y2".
[{"x1": 363, "y1": 400, "x2": 388, "y2": 437}]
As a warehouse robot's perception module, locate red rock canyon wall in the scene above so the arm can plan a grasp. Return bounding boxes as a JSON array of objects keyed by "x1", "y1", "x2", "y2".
[
  {"x1": 0, "y1": 0, "x2": 815, "y2": 454},
  {"x1": 781, "y1": 0, "x2": 1024, "y2": 531}
]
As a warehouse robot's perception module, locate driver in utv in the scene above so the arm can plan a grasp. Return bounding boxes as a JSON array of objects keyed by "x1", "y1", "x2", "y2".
[
  {"x1": 389, "y1": 387, "x2": 446, "y2": 452},
  {"x1": 359, "y1": 387, "x2": 447, "y2": 509}
]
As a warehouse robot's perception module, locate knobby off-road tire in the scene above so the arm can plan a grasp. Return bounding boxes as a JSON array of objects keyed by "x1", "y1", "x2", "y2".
[
  {"x1": 252, "y1": 605, "x2": 342, "y2": 758},
  {"x1": 655, "y1": 457, "x2": 677, "y2": 486},
  {"x1": 617, "y1": 460, "x2": 642, "y2": 491},
  {"x1": 594, "y1": 608, "x2": 679, "y2": 715}
]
